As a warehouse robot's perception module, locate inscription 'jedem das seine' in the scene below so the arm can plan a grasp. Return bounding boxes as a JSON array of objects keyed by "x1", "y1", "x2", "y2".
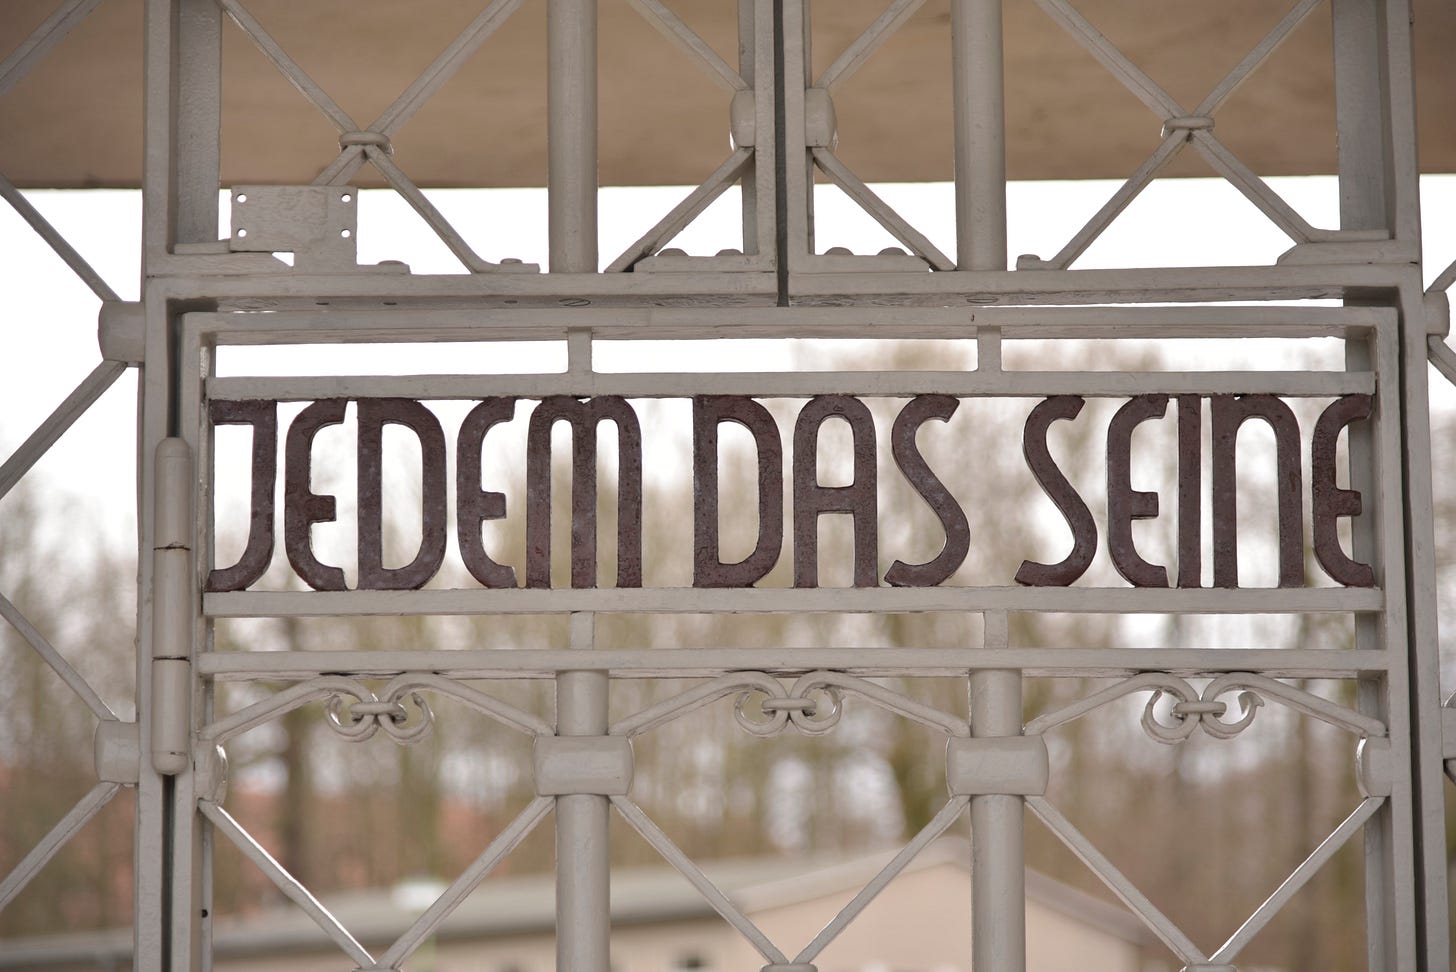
[{"x1": 206, "y1": 393, "x2": 1375, "y2": 594}]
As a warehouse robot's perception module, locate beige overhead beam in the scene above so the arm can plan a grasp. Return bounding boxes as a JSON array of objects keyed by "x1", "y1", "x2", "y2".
[{"x1": 2, "y1": 0, "x2": 1453, "y2": 189}]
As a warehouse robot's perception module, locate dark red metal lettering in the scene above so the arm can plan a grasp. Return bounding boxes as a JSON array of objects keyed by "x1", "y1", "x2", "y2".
[
  {"x1": 1176, "y1": 395, "x2": 1202, "y2": 589},
  {"x1": 1311, "y1": 394, "x2": 1375, "y2": 587},
  {"x1": 693, "y1": 396, "x2": 783, "y2": 588},
  {"x1": 1106, "y1": 394, "x2": 1169, "y2": 588},
  {"x1": 284, "y1": 399, "x2": 347, "y2": 591},
  {"x1": 1015, "y1": 396, "x2": 1096, "y2": 587},
  {"x1": 206, "y1": 399, "x2": 277, "y2": 593},
  {"x1": 525, "y1": 396, "x2": 643, "y2": 589},
  {"x1": 884, "y1": 394, "x2": 969, "y2": 588},
  {"x1": 1210, "y1": 394, "x2": 1304, "y2": 588},
  {"x1": 792, "y1": 395, "x2": 878, "y2": 588},
  {"x1": 457, "y1": 398, "x2": 519, "y2": 588},
  {"x1": 356, "y1": 398, "x2": 448, "y2": 591}
]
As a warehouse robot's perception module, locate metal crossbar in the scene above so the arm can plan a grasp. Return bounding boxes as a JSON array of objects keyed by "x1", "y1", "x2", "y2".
[
  {"x1": 0, "y1": 0, "x2": 103, "y2": 100},
  {"x1": 0, "y1": 591, "x2": 117, "y2": 722},
  {"x1": 1210, "y1": 797, "x2": 1384, "y2": 964},
  {"x1": 1022, "y1": 0, "x2": 1349, "y2": 269},
  {"x1": 1027, "y1": 795, "x2": 1207, "y2": 965},
  {"x1": 0, "y1": 781, "x2": 123, "y2": 913},
  {"x1": 200, "y1": 802, "x2": 376, "y2": 968},
  {"x1": 0, "y1": 174, "x2": 121, "y2": 302}
]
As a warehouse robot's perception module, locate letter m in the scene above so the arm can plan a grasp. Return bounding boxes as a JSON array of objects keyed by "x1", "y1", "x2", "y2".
[{"x1": 525, "y1": 396, "x2": 643, "y2": 588}]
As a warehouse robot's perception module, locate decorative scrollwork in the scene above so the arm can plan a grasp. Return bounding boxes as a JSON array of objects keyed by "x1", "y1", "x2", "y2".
[
  {"x1": 326, "y1": 690, "x2": 434, "y2": 744},
  {"x1": 611, "y1": 670, "x2": 966, "y2": 739},
  {"x1": 1025, "y1": 671, "x2": 1385, "y2": 746},
  {"x1": 202, "y1": 673, "x2": 550, "y2": 749},
  {"x1": 734, "y1": 683, "x2": 844, "y2": 737},
  {"x1": 1140, "y1": 682, "x2": 1263, "y2": 744}
]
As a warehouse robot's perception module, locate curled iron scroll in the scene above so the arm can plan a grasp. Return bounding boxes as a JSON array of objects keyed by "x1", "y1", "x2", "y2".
[{"x1": 1025, "y1": 672, "x2": 1385, "y2": 746}]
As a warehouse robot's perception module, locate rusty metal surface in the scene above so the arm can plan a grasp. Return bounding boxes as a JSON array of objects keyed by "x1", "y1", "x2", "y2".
[
  {"x1": 457, "y1": 397, "x2": 520, "y2": 589},
  {"x1": 1014, "y1": 395, "x2": 1097, "y2": 587},
  {"x1": 1311, "y1": 392, "x2": 1376, "y2": 587},
  {"x1": 205, "y1": 398, "x2": 276, "y2": 593},
  {"x1": 1210, "y1": 394, "x2": 1304, "y2": 589},
  {"x1": 1175, "y1": 394, "x2": 1202, "y2": 590},
  {"x1": 884, "y1": 394, "x2": 969, "y2": 588},
  {"x1": 525, "y1": 396, "x2": 643, "y2": 589},
  {"x1": 283, "y1": 398, "x2": 348, "y2": 591},
  {"x1": 1105, "y1": 393, "x2": 1170, "y2": 588},
  {"x1": 692, "y1": 395, "x2": 783, "y2": 589},
  {"x1": 356, "y1": 398, "x2": 448, "y2": 591},
  {"x1": 791, "y1": 395, "x2": 879, "y2": 589}
]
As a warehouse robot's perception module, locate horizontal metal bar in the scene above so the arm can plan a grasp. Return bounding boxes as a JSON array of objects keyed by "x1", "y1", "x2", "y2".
[
  {"x1": 150, "y1": 264, "x2": 1408, "y2": 308},
  {"x1": 205, "y1": 369, "x2": 1371, "y2": 401},
  {"x1": 183, "y1": 305, "x2": 1393, "y2": 346},
  {"x1": 205, "y1": 586, "x2": 1384, "y2": 618},
  {"x1": 196, "y1": 647, "x2": 1392, "y2": 681}
]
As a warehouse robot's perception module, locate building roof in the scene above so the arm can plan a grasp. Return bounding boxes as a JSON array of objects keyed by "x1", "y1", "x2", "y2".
[
  {"x1": 3, "y1": 0, "x2": 1454, "y2": 188},
  {"x1": 0, "y1": 837, "x2": 1152, "y2": 966}
]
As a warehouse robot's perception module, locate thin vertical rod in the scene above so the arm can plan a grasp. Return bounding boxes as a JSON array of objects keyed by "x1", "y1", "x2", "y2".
[
  {"x1": 970, "y1": 613, "x2": 1023, "y2": 972},
  {"x1": 952, "y1": 0, "x2": 1006, "y2": 270},
  {"x1": 556, "y1": 615, "x2": 609, "y2": 972},
  {"x1": 548, "y1": 0, "x2": 598, "y2": 272}
]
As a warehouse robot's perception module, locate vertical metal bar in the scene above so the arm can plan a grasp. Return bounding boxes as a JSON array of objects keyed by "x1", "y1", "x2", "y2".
[
  {"x1": 548, "y1": 0, "x2": 597, "y2": 272},
  {"x1": 970, "y1": 613, "x2": 1023, "y2": 972},
  {"x1": 1332, "y1": 1, "x2": 1446, "y2": 966},
  {"x1": 777, "y1": 0, "x2": 809, "y2": 279},
  {"x1": 1378, "y1": 0, "x2": 1450, "y2": 961},
  {"x1": 738, "y1": 0, "x2": 759, "y2": 254},
  {"x1": 141, "y1": 0, "x2": 221, "y2": 963},
  {"x1": 952, "y1": 0, "x2": 1006, "y2": 270},
  {"x1": 1331, "y1": 7, "x2": 1397, "y2": 962},
  {"x1": 555, "y1": 614, "x2": 609, "y2": 972}
]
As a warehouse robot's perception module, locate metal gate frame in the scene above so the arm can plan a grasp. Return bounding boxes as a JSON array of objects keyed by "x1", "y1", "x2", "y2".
[{"x1": 3, "y1": 0, "x2": 1455, "y2": 969}]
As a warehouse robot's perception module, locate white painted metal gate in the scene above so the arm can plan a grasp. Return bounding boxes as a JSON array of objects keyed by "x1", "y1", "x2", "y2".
[{"x1": 2, "y1": 0, "x2": 1455, "y2": 970}]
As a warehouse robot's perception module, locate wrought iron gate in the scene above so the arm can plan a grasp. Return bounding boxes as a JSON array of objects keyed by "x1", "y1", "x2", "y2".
[{"x1": 2, "y1": 0, "x2": 1455, "y2": 970}]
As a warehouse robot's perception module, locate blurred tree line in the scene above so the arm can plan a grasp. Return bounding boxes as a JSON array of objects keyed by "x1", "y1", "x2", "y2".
[{"x1": 1, "y1": 338, "x2": 1454, "y2": 972}]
